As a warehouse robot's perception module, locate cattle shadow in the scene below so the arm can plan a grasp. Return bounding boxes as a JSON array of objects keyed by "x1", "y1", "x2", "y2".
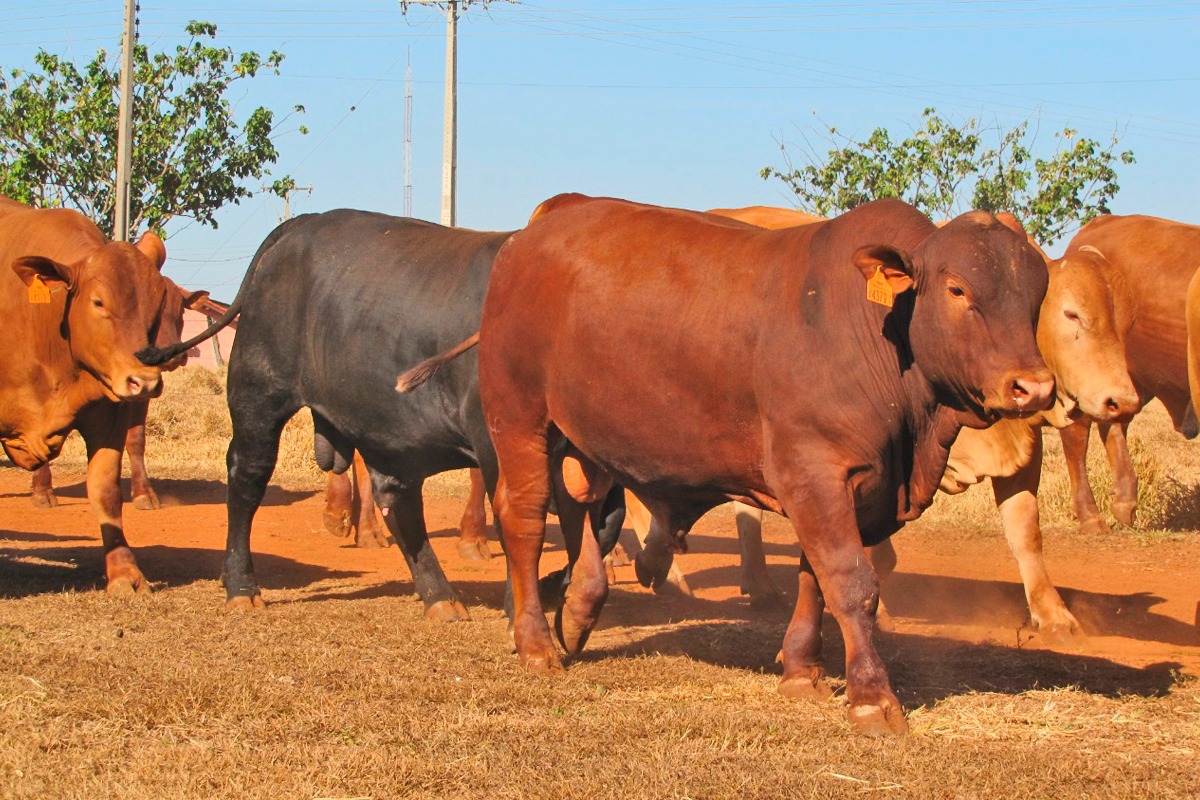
[
  {"x1": 3, "y1": 477, "x2": 316, "y2": 508},
  {"x1": 0, "y1": 543, "x2": 366, "y2": 599},
  {"x1": 583, "y1": 616, "x2": 1183, "y2": 706}
]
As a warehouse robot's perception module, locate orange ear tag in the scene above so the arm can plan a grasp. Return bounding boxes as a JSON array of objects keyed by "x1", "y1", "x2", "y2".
[
  {"x1": 866, "y1": 266, "x2": 894, "y2": 308},
  {"x1": 27, "y1": 276, "x2": 52, "y2": 304}
]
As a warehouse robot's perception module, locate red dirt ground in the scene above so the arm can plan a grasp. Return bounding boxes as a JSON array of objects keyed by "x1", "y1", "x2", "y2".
[{"x1": 3, "y1": 464, "x2": 1199, "y2": 687}]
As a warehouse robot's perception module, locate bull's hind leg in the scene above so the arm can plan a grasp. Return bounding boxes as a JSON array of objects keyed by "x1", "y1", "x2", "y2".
[
  {"x1": 456, "y1": 468, "x2": 492, "y2": 561},
  {"x1": 371, "y1": 474, "x2": 469, "y2": 622},
  {"x1": 734, "y1": 502, "x2": 786, "y2": 610},
  {"x1": 225, "y1": 392, "x2": 298, "y2": 611},
  {"x1": 491, "y1": 428, "x2": 560, "y2": 673},
  {"x1": 550, "y1": 447, "x2": 614, "y2": 656}
]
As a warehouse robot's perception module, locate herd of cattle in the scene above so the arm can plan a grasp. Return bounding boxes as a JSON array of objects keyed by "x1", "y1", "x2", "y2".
[{"x1": 3, "y1": 190, "x2": 1200, "y2": 736}]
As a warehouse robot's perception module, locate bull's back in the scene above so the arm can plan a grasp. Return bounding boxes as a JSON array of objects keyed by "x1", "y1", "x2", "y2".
[
  {"x1": 483, "y1": 198, "x2": 809, "y2": 490},
  {"x1": 230, "y1": 211, "x2": 510, "y2": 469}
]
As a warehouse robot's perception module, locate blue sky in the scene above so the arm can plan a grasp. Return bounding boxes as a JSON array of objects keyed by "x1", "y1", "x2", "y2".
[{"x1": 3, "y1": 1, "x2": 1198, "y2": 298}]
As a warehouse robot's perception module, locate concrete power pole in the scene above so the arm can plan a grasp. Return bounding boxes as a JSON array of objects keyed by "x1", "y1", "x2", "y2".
[
  {"x1": 113, "y1": 0, "x2": 137, "y2": 241},
  {"x1": 398, "y1": 1, "x2": 511, "y2": 227}
]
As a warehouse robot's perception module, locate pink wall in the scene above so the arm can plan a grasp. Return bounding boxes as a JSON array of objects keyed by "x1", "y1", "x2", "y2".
[{"x1": 180, "y1": 308, "x2": 237, "y2": 369}]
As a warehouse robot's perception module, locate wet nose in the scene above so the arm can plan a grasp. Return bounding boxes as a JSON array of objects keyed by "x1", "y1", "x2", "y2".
[
  {"x1": 1095, "y1": 390, "x2": 1141, "y2": 421},
  {"x1": 125, "y1": 372, "x2": 161, "y2": 398},
  {"x1": 1011, "y1": 371, "x2": 1055, "y2": 412}
]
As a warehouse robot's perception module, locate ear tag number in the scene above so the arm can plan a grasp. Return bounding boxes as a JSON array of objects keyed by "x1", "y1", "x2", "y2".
[
  {"x1": 27, "y1": 276, "x2": 51, "y2": 304},
  {"x1": 866, "y1": 266, "x2": 894, "y2": 308}
]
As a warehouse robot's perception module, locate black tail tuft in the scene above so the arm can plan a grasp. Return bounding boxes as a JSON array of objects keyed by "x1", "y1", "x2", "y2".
[{"x1": 136, "y1": 345, "x2": 182, "y2": 367}]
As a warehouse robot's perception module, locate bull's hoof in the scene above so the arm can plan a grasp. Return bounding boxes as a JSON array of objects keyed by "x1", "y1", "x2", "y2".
[
  {"x1": 607, "y1": 542, "x2": 632, "y2": 567},
  {"x1": 226, "y1": 594, "x2": 267, "y2": 612},
  {"x1": 106, "y1": 574, "x2": 150, "y2": 597},
  {"x1": 354, "y1": 527, "x2": 392, "y2": 549},
  {"x1": 322, "y1": 510, "x2": 352, "y2": 538},
  {"x1": 518, "y1": 647, "x2": 565, "y2": 675},
  {"x1": 1079, "y1": 517, "x2": 1111, "y2": 537},
  {"x1": 1032, "y1": 608, "x2": 1086, "y2": 648},
  {"x1": 778, "y1": 674, "x2": 834, "y2": 702},
  {"x1": 876, "y1": 601, "x2": 896, "y2": 633},
  {"x1": 31, "y1": 491, "x2": 57, "y2": 509},
  {"x1": 1112, "y1": 501, "x2": 1137, "y2": 528},
  {"x1": 424, "y1": 599, "x2": 471, "y2": 622},
  {"x1": 132, "y1": 491, "x2": 160, "y2": 511},
  {"x1": 746, "y1": 583, "x2": 788, "y2": 612},
  {"x1": 456, "y1": 537, "x2": 492, "y2": 562},
  {"x1": 554, "y1": 606, "x2": 597, "y2": 656},
  {"x1": 633, "y1": 552, "x2": 672, "y2": 590},
  {"x1": 847, "y1": 702, "x2": 909, "y2": 736}
]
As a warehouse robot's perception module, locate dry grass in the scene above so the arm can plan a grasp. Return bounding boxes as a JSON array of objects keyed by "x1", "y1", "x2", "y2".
[
  {"x1": 5, "y1": 370, "x2": 1200, "y2": 798},
  {"x1": 1, "y1": 583, "x2": 1197, "y2": 800}
]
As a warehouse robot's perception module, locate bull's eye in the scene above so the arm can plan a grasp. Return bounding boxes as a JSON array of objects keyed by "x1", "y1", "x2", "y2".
[
  {"x1": 1064, "y1": 308, "x2": 1081, "y2": 323},
  {"x1": 91, "y1": 297, "x2": 103, "y2": 309},
  {"x1": 948, "y1": 285, "x2": 966, "y2": 299}
]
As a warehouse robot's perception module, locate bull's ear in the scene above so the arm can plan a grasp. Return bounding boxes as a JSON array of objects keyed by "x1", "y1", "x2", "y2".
[
  {"x1": 852, "y1": 245, "x2": 914, "y2": 295},
  {"x1": 182, "y1": 289, "x2": 210, "y2": 310},
  {"x1": 136, "y1": 231, "x2": 167, "y2": 271},
  {"x1": 12, "y1": 256, "x2": 72, "y2": 292}
]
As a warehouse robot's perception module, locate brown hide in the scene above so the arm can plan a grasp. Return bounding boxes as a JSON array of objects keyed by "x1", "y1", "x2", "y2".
[
  {"x1": 0, "y1": 197, "x2": 176, "y2": 468},
  {"x1": 479, "y1": 194, "x2": 1051, "y2": 733},
  {"x1": 706, "y1": 205, "x2": 825, "y2": 229},
  {"x1": 1066, "y1": 214, "x2": 1199, "y2": 430}
]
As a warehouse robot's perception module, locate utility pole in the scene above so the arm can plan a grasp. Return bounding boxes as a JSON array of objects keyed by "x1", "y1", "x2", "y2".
[
  {"x1": 404, "y1": 52, "x2": 413, "y2": 217},
  {"x1": 113, "y1": 0, "x2": 137, "y2": 241},
  {"x1": 398, "y1": 1, "x2": 511, "y2": 227},
  {"x1": 280, "y1": 185, "x2": 313, "y2": 222}
]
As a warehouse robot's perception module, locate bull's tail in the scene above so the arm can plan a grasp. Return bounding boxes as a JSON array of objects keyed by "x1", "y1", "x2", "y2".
[
  {"x1": 395, "y1": 332, "x2": 480, "y2": 393},
  {"x1": 135, "y1": 219, "x2": 297, "y2": 367}
]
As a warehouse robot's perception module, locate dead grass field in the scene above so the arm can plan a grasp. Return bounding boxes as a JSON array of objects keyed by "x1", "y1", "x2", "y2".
[{"x1": 2, "y1": 367, "x2": 1200, "y2": 799}]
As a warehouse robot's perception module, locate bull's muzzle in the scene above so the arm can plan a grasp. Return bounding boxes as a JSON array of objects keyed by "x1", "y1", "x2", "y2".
[
  {"x1": 1006, "y1": 369, "x2": 1056, "y2": 415},
  {"x1": 119, "y1": 370, "x2": 162, "y2": 399}
]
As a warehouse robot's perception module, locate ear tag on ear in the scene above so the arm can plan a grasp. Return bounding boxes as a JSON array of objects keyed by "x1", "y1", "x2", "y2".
[
  {"x1": 866, "y1": 266, "x2": 894, "y2": 308},
  {"x1": 27, "y1": 276, "x2": 52, "y2": 304}
]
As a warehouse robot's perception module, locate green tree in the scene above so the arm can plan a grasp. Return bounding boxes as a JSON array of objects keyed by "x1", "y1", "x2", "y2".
[
  {"x1": 761, "y1": 108, "x2": 1134, "y2": 243},
  {"x1": 0, "y1": 20, "x2": 307, "y2": 238}
]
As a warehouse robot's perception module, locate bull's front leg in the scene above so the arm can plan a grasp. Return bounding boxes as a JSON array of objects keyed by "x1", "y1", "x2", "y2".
[
  {"x1": 776, "y1": 473, "x2": 907, "y2": 736},
  {"x1": 992, "y1": 433, "x2": 1083, "y2": 645},
  {"x1": 1058, "y1": 419, "x2": 1109, "y2": 535},
  {"x1": 1098, "y1": 421, "x2": 1138, "y2": 527},
  {"x1": 79, "y1": 407, "x2": 149, "y2": 595},
  {"x1": 30, "y1": 462, "x2": 56, "y2": 508},
  {"x1": 124, "y1": 403, "x2": 159, "y2": 510}
]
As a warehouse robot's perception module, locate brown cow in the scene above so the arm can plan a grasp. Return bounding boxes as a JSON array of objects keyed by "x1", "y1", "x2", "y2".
[
  {"x1": 0, "y1": 196, "x2": 190, "y2": 593},
  {"x1": 474, "y1": 194, "x2": 1053, "y2": 735},
  {"x1": 28, "y1": 277, "x2": 207, "y2": 510},
  {"x1": 1059, "y1": 215, "x2": 1199, "y2": 534},
  {"x1": 636, "y1": 231, "x2": 1140, "y2": 642}
]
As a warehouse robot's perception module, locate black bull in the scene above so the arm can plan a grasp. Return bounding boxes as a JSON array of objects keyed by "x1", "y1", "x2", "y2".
[{"x1": 139, "y1": 209, "x2": 624, "y2": 617}]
